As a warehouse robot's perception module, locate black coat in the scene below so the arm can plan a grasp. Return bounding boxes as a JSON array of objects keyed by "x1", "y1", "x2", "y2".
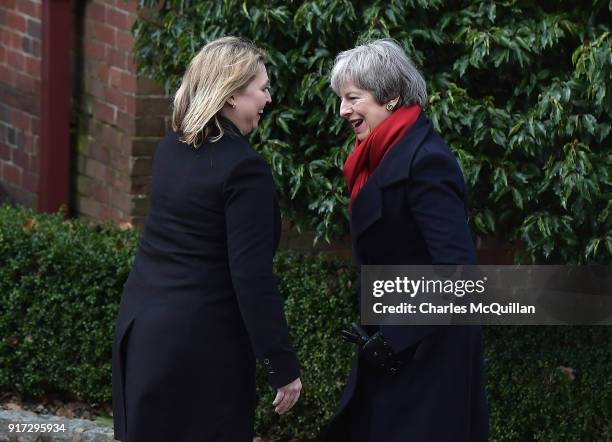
[
  {"x1": 112, "y1": 126, "x2": 300, "y2": 442},
  {"x1": 323, "y1": 114, "x2": 489, "y2": 442}
]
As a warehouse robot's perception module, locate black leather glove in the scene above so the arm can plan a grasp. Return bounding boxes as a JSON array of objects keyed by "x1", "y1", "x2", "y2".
[{"x1": 340, "y1": 322, "x2": 401, "y2": 374}]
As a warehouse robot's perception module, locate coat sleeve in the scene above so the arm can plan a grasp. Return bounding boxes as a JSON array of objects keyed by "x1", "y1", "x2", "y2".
[
  {"x1": 223, "y1": 155, "x2": 300, "y2": 389},
  {"x1": 406, "y1": 145, "x2": 477, "y2": 265}
]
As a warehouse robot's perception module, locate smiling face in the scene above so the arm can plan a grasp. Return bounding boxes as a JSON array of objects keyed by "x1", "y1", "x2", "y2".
[
  {"x1": 224, "y1": 65, "x2": 272, "y2": 135},
  {"x1": 339, "y1": 81, "x2": 397, "y2": 141}
]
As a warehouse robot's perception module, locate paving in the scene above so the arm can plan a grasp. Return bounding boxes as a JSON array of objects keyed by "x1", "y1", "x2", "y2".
[{"x1": 0, "y1": 409, "x2": 115, "y2": 442}]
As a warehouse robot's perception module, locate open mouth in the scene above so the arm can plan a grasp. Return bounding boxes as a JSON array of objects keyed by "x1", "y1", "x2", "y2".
[{"x1": 351, "y1": 119, "x2": 364, "y2": 129}]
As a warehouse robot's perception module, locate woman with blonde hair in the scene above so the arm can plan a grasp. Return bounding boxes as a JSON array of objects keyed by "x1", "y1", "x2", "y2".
[{"x1": 112, "y1": 36, "x2": 302, "y2": 442}]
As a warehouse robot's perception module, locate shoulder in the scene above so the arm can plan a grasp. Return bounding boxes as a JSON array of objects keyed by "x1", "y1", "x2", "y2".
[
  {"x1": 411, "y1": 122, "x2": 464, "y2": 179},
  {"x1": 214, "y1": 133, "x2": 270, "y2": 176}
]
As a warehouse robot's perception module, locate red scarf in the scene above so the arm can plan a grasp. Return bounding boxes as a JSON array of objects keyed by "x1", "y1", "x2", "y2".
[{"x1": 343, "y1": 105, "x2": 421, "y2": 209}]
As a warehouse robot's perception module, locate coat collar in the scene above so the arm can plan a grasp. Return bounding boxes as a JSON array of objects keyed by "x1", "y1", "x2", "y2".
[{"x1": 350, "y1": 113, "x2": 433, "y2": 241}]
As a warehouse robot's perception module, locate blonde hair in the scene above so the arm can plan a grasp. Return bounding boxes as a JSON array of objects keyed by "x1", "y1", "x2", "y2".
[{"x1": 172, "y1": 36, "x2": 266, "y2": 146}]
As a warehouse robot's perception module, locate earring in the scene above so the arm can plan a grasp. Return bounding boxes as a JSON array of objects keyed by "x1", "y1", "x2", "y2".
[
  {"x1": 231, "y1": 102, "x2": 236, "y2": 109},
  {"x1": 386, "y1": 103, "x2": 395, "y2": 111}
]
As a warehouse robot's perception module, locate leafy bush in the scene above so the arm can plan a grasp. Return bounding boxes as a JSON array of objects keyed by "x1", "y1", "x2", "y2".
[
  {"x1": 132, "y1": 0, "x2": 611, "y2": 263},
  {"x1": 1, "y1": 205, "x2": 610, "y2": 439},
  {"x1": 0, "y1": 205, "x2": 137, "y2": 402}
]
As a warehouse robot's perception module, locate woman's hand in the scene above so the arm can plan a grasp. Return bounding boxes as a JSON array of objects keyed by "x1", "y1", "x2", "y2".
[{"x1": 272, "y1": 377, "x2": 302, "y2": 414}]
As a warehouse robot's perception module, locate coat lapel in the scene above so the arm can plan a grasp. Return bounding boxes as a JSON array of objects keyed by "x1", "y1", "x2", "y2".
[{"x1": 350, "y1": 114, "x2": 433, "y2": 240}]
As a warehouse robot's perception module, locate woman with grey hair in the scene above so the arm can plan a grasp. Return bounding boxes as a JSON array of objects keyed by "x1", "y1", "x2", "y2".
[{"x1": 323, "y1": 39, "x2": 488, "y2": 441}]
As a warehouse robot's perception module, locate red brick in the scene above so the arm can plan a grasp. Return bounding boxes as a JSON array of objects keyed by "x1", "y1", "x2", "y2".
[
  {"x1": 31, "y1": 116, "x2": 38, "y2": 134},
  {"x1": 107, "y1": 47, "x2": 127, "y2": 70},
  {"x1": 125, "y1": 95, "x2": 136, "y2": 115},
  {"x1": 2, "y1": 162, "x2": 22, "y2": 186},
  {"x1": 12, "y1": 110, "x2": 30, "y2": 130},
  {"x1": 104, "y1": 87, "x2": 126, "y2": 110},
  {"x1": 85, "y1": 40, "x2": 105, "y2": 61},
  {"x1": 120, "y1": 71, "x2": 136, "y2": 94},
  {"x1": 130, "y1": 174, "x2": 150, "y2": 194},
  {"x1": 87, "y1": 2, "x2": 106, "y2": 23},
  {"x1": 93, "y1": 22, "x2": 115, "y2": 46},
  {"x1": 23, "y1": 134, "x2": 34, "y2": 153},
  {"x1": 6, "y1": 49, "x2": 25, "y2": 71},
  {"x1": 108, "y1": 67, "x2": 122, "y2": 88},
  {"x1": 90, "y1": 142, "x2": 110, "y2": 163},
  {"x1": 27, "y1": 39, "x2": 40, "y2": 57},
  {"x1": 136, "y1": 97, "x2": 170, "y2": 116},
  {"x1": 88, "y1": 78, "x2": 105, "y2": 100},
  {"x1": 11, "y1": 147, "x2": 28, "y2": 168},
  {"x1": 7, "y1": 12, "x2": 26, "y2": 33},
  {"x1": 0, "y1": 65, "x2": 16, "y2": 87},
  {"x1": 129, "y1": 156, "x2": 152, "y2": 177},
  {"x1": 0, "y1": 143, "x2": 9, "y2": 160},
  {"x1": 106, "y1": 8, "x2": 129, "y2": 28},
  {"x1": 94, "y1": 62, "x2": 109, "y2": 82},
  {"x1": 116, "y1": 110, "x2": 135, "y2": 133},
  {"x1": 25, "y1": 55, "x2": 39, "y2": 77},
  {"x1": 16, "y1": 0, "x2": 37, "y2": 17},
  {"x1": 126, "y1": 55, "x2": 136, "y2": 74},
  {"x1": 113, "y1": 190, "x2": 130, "y2": 213},
  {"x1": 77, "y1": 196, "x2": 102, "y2": 218},
  {"x1": 94, "y1": 100, "x2": 116, "y2": 125},
  {"x1": 93, "y1": 184, "x2": 109, "y2": 204},
  {"x1": 0, "y1": 31, "x2": 11, "y2": 46},
  {"x1": 15, "y1": 73, "x2": 38, "y2": 94},
  {"x1": 111, "y1": 153, "x2": 129, "y2": 175},
  {"x1": 115, "y1": 29, "x2": 132, "y2": 51},
  {"x1": 85, "y1": 158, "x2": 106, "y2": 181},
  {"x1": 28, "y1": 151, "x2": 39, "y2": 170},
  {"x1": 10, "y1": 32, "x2": 22, "y2": 50},
  {"x1": 116, "y1": 173, "x2": 131, "y2": 191},
  {"x1": 98, "y1": 205, "x2": 113, "y2": 220},
  {"x1": 105, "y1": 165, "x2": 116, "y2": 183},
  {"x1": 23, "y1": 170, "x2": 37, "y2": 192},
  {"x1": 116, "y1": 0, "x2": 138, "y2": 14},
  {"x1": 101, "y1": 124, "x2": 120, "y2": 147},
  {"x1": 0, "y1": 45, "x2": 5, "y2": 63}
]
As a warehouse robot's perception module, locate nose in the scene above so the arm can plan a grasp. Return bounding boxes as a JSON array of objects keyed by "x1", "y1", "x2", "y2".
[
  {"x1": 265, "y1": 89, "x2": 272, "y2": 105},
  {"x1": 339, "y1": 98, "x2": 352, "y2": 118}
]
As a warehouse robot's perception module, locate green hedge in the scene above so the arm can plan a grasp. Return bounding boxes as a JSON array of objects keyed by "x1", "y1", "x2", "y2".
[
  {"x1": 132, "y1": 0, "x2": 611, "y2": 263},
  {"x1": 0, "y1": 205, "x2": 610, "y2": 440}
]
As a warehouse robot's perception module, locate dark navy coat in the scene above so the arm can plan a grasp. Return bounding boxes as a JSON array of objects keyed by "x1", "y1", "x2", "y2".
[
  {"x1": 112, "y1": 125, "x2": 300, "y2": 442},
  {"x1": 323, "y1": 114, "x2": 489, "y2": 441}
]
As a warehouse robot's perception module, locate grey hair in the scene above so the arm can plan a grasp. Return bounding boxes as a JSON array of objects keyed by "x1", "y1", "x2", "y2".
[{"x1": 330, "y1": 38, "x2": 427, "y2": 107}]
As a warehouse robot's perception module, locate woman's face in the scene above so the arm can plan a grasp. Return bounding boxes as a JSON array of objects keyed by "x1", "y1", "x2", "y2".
[
  {"x1": 227, "y1": 65, "x2": 272, "y2": 135},
  {"x1": 338, "y1": 81, "x2": 392, "y2": 141}
]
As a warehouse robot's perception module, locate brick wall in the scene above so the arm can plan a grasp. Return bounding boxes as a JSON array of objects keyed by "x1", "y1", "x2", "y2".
[
  {"x1": 0, "y1": 0, "x2": 169, "y2": 226},
  {"x1": 74, "y1": 0, "x2": 169, "y2": 227},
  {"x1": 0, "y1": 0, "x2": 42, "y2": 207}
]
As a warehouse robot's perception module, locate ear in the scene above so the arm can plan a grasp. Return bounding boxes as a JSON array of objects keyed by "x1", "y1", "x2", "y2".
[
  {"x1": 227, "y1": 96, "x2": 236, "y2": 109},
  {"x1": 389, "y1": 96, "x2": 400, "y2": 108}
]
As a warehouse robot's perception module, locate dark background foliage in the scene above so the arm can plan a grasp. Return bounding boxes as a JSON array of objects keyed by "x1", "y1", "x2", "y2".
[
  {"x1": 133, "y1": 0, "x2": 611, "y2": 263},
  {"x1": 1, "y1": 206, "x2": 610, "y2": 440}
]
